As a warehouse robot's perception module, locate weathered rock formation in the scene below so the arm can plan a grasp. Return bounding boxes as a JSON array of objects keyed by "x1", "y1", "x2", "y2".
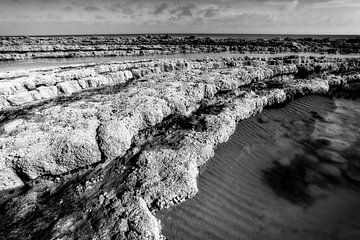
[
  {"x1": 1, "y1": 35, "x2": 359, "y2": 61},
  {"x1": 0, "y1": 55, "x2": 360, "y2": 239}
]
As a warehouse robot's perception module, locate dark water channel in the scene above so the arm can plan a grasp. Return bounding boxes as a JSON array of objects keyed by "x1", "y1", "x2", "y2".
[{"x1": 157, "y1": 95, "x2": 360, "y2": 240}]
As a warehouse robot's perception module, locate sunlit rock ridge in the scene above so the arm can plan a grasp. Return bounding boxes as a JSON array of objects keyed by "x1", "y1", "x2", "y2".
[{"x1": 0, "y1": 36, "x2": 360, "y2": 239}]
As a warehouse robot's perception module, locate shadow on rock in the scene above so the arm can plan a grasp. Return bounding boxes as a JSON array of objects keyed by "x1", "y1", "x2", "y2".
[{"x1": 0, "y1": 80, "x2": 134, "y2": 127}]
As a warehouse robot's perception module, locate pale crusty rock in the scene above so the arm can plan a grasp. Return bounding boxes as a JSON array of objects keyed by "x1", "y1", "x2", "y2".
[
  {"x1": 136, "y1": 148, "x2": 199, "y2": 209},
  {"x1": 57, "y1": 80, "x2": 82, "y2": 95},
  {"x1": 0, "y1": 81, "x2": 28, "y2": 95},
  {"x1": 77, "y1": 79, "x2": 88, "y2": 89},
  {"x1": 95, "y1": 72, "x2": 221, "y2": 162},
  {"x1": 82, "y1": 76, "x2": 101, "y2": 88},
  {"x1": 0, "y1": 159, "x2": 25, "y2": 191},
  {"x1": 95, "y1": 64, "x2": 112, "y2": 74},
  {"x1": 0, "y1": 35, "x2": 359, "y2": 62},
  {"x1": 2, "y1": 119, "x2": 24, "y2": 134},
  {"x1": 124, "y1": 70, "x2": 133, "y2": 80},
  {"x1": 57, "y1": 69, "x2": 96, "y2": 81},
  {"x1": 23, "y1": 78, "x2": 36, "y2": 90},
  {"x1": 7, "y1": 91, "x2": 36, "y2": 106},
  {"x1": 13, "y1": 129, "x2": 101, "y2": 179},
  {"x1": 0, "y1": 56, "x2": 359, "y2": 240},
  {"x1": 0, "y1": 57, "x2": 359, "y2": 112},
  {"x1": 97, "y1": 95, "x2": 173, "y2": 160},
  {"x1": 34, "y1": 76, "x2": 56, "y2": 87},
  {"x1": 133, "y1": 76, "x2": 336, "y2": 214},
  {"x1": 97, "y1": 119, "x2": 136, "y2": 161},
  {"x1": 136, "y1": 89, "x2": 286, "y2": 212},
  {"x1": 0, "y1": 101, "x2": 102, "y2": 180},
  {"x1": 96, "y1": 75, "x2": 111, "y2": 86},
  {"x1": 126, "y1": 197, "x2": 164, "y2": 240},
  {"x1": 0, "y1": 60, "x2": 176, "y2": 111},
  {"x1": 109, "y1": 71, "x2": 126, "y2": 83},
  {"x1": 0, "y1": 96, "x2": 10, "y2": 110},
  {"x1": 36, "y1": 86, "x2": 58, "y2": 100},
  {"x1": 0, "y1": 164, "x2": 25, "y2": 205}
]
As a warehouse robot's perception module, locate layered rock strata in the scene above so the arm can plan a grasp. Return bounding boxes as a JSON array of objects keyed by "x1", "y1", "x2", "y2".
[
  {"x1": 0, "y1": 56, "x2": 360, "y2": 239},
  {"x1": 1, "y1": 56, "x2": 359, "y2": 112},
  {"x1": 1, "y1": 35, "x2": 359, "y2": 61}
]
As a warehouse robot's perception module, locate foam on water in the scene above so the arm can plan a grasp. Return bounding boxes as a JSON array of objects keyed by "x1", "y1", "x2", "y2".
[{"x1": 157, "y1": 95, "x2": 360, "y2": 240}]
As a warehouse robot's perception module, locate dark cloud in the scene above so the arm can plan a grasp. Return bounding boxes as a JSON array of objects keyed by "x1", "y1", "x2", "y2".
[
  {"x1": 16, "y1": 14, "x2": 31, "y2": 19},
  {"x1": 199, "y1": 7, "x2": 218, "y2": 18},
  {"x1": 256, "y1": 0, "x2": 328, "y2": 2},
  {"x1": 47, "y1": 14, "x2": 61, "y2": 20},
  {"x1": 84, "y1": 6, "x2": 101, "y2": 11},
  {"x1": 170, "y1": 4, "x2": 194, "y2": 18},
  {"x1": 9, "y1": 0, "x2": 62, "y2": 3},
  {"x1": 109, "y1": 2, "x2": 133, "y2": 15},
  {"x1": 256, "y1": 0, "x2": 334, "y2": 7},
  {"x1": 215, "y1": 12, "x2": 275, "y2": 27},
  {"x1": 153, "y1": 3, "x2": 168, "y2": 15},
  {"x1": 1, "y1": 0, "x2": 359, "y2": 35},
  {"x1": 95, "y1": 15, "x2": 106, "y2": 20},
  {"x1": 110, "y1": 3, "x2": 123, "y2": 9}
]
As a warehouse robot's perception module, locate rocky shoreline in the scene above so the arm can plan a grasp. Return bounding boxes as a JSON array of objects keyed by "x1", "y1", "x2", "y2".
[
  {"x1": 0, "y1": 55, "x2": 360, "y2": 239},
  {"x1": 157, "y1": 94, "x2": 360, "y2": 239},
  {"x1": 1, "y1": 35, "x2": 359, "y2": 61}
]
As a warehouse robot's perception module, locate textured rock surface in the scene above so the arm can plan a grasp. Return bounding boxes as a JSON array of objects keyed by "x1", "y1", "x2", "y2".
[
  {"x1": 1, "y1": 56, "x2": 359, "y2": 112},
  {"x1": 0, "y1": 35, "x2": 359, "y2": 61},
  {"x1": 0, "y1": 55, "x2": 359, "y2": 239}
]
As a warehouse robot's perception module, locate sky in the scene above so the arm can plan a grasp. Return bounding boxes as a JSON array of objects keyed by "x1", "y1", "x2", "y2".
[{"x1": 0, "y1": 0, "x2": 359, "y2": 35}]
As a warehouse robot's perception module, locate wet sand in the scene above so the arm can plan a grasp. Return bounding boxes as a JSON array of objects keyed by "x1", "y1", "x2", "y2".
[{"x1": 157, "y1": 95, "x2": 360, "y2": 240}]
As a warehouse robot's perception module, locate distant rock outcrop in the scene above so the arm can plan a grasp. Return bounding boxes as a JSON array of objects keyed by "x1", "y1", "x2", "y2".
[{"x1": 0, "y1": 35, "x2": 359, "y2": 61}]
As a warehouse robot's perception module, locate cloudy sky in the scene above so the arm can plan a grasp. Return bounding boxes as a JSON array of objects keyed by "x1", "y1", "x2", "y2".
[{"x1": 0, "y1": 0, "x2": 359, "y2": 35}]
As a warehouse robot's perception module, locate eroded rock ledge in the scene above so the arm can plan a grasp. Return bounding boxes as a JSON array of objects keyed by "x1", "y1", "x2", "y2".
[
  {"x1": 1, "y1": 35, "x2": 359, "y2": 61},
  {"x1": 0, "y1": 56, "x2": 360, "y2": 240}
]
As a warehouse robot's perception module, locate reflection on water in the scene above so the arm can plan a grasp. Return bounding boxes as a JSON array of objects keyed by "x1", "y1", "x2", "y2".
[
  {"x1": 264, "y1": 98, "x2": 360, "y2": 207},
  {"x1": 157, "y1": 95, "x2": 360, "y2": 240}
]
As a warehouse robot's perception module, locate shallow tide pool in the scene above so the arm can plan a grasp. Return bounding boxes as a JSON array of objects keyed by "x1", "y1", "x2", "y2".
[{"x1": 157, "y1": 95, "x2": 360, "y2": 240}]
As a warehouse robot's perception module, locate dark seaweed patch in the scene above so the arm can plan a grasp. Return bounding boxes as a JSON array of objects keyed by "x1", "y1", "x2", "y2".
[
  {"x1": 266, "y1": 81, "x2": 284, "y2": 89},
  {"x1": 0, "y1": 80, "x2": 136, "y2": 128},
  {"x1": 196, "y1": 104, "x2": 226, "y2": 115},
  {"x1": 134, "y1": 103, "x2": 227, "y2": 149},
  {"x1": 310, "y1": 111, "x2": 326, "y2": 121},
  {"x1": 263, "y1": 158, "x2": 313, "y2": 206}
]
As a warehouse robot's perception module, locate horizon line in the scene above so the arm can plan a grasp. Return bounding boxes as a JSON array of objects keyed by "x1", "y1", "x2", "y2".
[{"x1": 1, "y1": 33, "x2": 360, "y2": 38}]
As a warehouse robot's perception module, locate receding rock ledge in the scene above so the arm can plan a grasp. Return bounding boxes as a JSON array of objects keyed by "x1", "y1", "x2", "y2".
[
  {"x1": 0, "y1": 56, "x2": 359, "y2": 112},
  {"x1": 0, "y1": 55, "x2": 360, "y2": 239},
  {"x1": 1, "y1": 35, "x2": 359, "y2": 61}
]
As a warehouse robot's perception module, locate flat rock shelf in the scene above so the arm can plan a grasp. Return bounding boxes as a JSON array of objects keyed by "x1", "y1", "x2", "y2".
[
  {"x1": 1, "y1": 35, "x2": 359, "y2": 62},
  {"x1": 0, "y1": 54, "x2": 360, "y2": 240}
]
